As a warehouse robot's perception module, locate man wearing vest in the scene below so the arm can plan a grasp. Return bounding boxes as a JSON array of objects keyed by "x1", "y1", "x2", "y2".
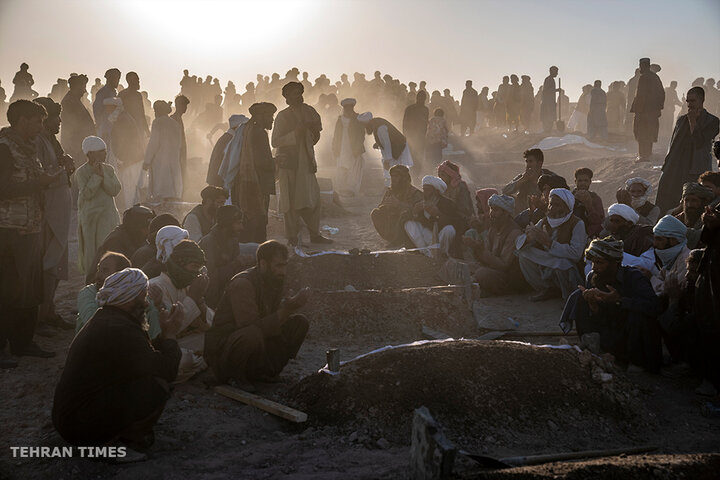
[
  {"x1": 204, "y1": 240, "x2": 310, "y2": 392},
  {"x1": 183, "y1": 185, "x2": 228, "y2": 242},
  {"x1": 357, "y1": 111, "x2": 413, "y2": 188},
  {"x1": 1, "y1": 100, "x2": 65, "y2": 367},
  {"x1": 517, "y1": 188, "x2": 588, "y2": 302}
]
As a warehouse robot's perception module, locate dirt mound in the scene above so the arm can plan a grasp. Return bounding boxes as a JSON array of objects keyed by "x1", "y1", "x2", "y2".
[
  {"x1": 285, "y1": 340, "x2": 652, "y2": 455},
  {"x1": 305, "y1": 287, "x2": 474, "y2": 343},
  {"x1": 286, "y1": 252, "x2": 445, "y2": 291}
]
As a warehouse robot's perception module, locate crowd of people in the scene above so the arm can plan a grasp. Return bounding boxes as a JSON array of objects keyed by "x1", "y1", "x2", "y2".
[{"x1": 0, "y1": 58, "x2": 718, "y2": 460}]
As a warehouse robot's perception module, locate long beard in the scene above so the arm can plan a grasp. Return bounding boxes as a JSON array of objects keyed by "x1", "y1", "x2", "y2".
[{"x1": 684, "y1": 208, "x2": 702, "y2": 224}]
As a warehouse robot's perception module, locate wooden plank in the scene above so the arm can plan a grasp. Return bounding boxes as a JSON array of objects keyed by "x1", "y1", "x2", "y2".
[{"x1": 214, "y1": 385, "x2": 308, "y2": 423}]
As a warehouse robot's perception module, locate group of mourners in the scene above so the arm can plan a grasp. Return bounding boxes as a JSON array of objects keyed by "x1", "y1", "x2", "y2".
[{"x1": 0, "y1": 58, "x2": 718, "y2": 461}]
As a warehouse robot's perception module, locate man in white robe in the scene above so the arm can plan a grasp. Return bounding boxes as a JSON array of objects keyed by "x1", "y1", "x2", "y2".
[
  {"x1": 332, "y1": 98, "x2": 365, "y2": 195},
  {"x1": 143, "y1": 100, "x2": 182, "y2": 201},
  {"x1": 357, "y1": 112, "x2": 413, "y2": 187}
]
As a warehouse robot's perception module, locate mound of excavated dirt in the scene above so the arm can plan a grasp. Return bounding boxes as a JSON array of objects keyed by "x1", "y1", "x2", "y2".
[
  {"x1": 305, "y1": 287, "x2": 474, "y2": 342},
  {"x1": 285, "y1": 341, "x2": 653, "y2": 455},
  {"x1": 286, "y1": 252, "x2": 445, "y2": 291}
]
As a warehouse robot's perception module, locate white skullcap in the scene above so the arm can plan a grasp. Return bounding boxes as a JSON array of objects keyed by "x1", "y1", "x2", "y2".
[
  {"x1": 96, "y1": 268, "x2": 148, "y2": 307},
  {"x1": 228, "y1": 114, "x2": 249, "y2": 129},
  {"x1": 82, "y1": 136, "x2": 107, "y2": 154},
  {"x1": 340, "y1": 98, "x2": 356, "y2": 107},
  {"x1": 625, "y1": 177, "x2": 652, "y2": 194},
  {"x1": 607, "y1": 203, "x2": 640, "y2": 225},
  {"x1": 103, "y1": 97, "x2": 123, "y2": 106},
  {"x1": 549, "y1": 188, "x2": 575, "y2": 211},
  {"x1": 422, "y1": 175, "x2": 447, "y2": 194},
  {"x1": 155, "y1": 225, "x2": 190, "y2": 264},
  {"x1": 357, "y1": 112, "x2": 373, "y2": 123}
]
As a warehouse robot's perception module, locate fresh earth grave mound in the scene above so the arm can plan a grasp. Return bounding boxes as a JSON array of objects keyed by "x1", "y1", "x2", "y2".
[
  {"x1": 304, "y1": 287, "x2": 475, "y2": 342},
  {"x1": 285, "y1": 340, "x2": 654, "y2": 455},
  {"x1": 286, "y1": 251, "x2": 444, "y2": 291}
]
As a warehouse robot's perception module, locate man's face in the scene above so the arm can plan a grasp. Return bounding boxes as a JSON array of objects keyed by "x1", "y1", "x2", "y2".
[
  {"x1": 653, "y1": 235, "x2": 678, "y2": 250},
  {"x1": 628, "y1": 183, "x2": 647, "y2": 198},
  {"x1": 87, "y1": 150, "x2": 107, "y2": 165},
  {"x1": 285, "y1": 90, "x2": 303, "y2": 106},
  {"x1": 207, "y1": 197, "x2": 225, "y2": 217},
  {"x1": 550, "y1": 68, "x2": 558, "y2": 78},
  {"x1": 700, "y1": 180, "x2": 720, "y2": 197},
  {"x1": 525, "y1": 156, "x2": 542, "y2": 172},
  {"x1": 607, "y1": 215, "x2": 631, "y2": 235},
  {"x1": 540, "y1": 184, "x2": 552, "y2": 203},
  {"x1": 176, "y1": 101, "x2": 188, "y2": 115},
  {"x1": 390, "y1": 171, "x2": 407, "y2": 191},
  {"x1": 686, "y1": 93, "x2": 702, "y2": 112},
  {"x1": 438, "y1": 171, "x2": 451, "y2": 186},
  {"x1": 423, "y1": 185, "x2": 439, "y2": 201},
  {"x1": 260, "y1": 254, "x2": 288, "y2": 284},
  {"x1": 703, "y1": 207, "x2": 720, "y2": 230},
  {"x1": 575, "y1": 174, "x2": 591, "y2": 191},
  {"x1": 683, "y1": 194, "x2": 703, "y2": 214},
  {"x1": 590, "y1": 256, "x2": 610, "y2": 275},
  {"x1": 184, "y1": 262, "x2": 203, "y2": 277},
  {"x1": 686, "y1": 257, "x2": 700, "y2": 285},
  {"x1": 96, "y1": 258, "x2": 121, "y2": 287},
  {"x1": 488, "y1": 205, "x2": 507, "y2": 227},
  {"x1": 130, "y1": 288, "x2": 149, "y2": 318},
  {"x1": 342, "y1": 105, "x2": 355, "y2": 116},
  {"x1": 127, "y1": 75, "x2": 140, "y2": 90},
  {"x1": 230, "y1": 219, "x2": 244, "y2": 236},
  {"x1": 108, "y1": 73, "x2": 121, "y2": 88},
  {"x1": 44, "y1": 114, "x2": 61, "y2": 135},
  {"x1": 547, "y1": 196, "x2": 569, "y2": 219},
  {"x1": 18, "y1": 114, "x2": 44, "y2": 139}
]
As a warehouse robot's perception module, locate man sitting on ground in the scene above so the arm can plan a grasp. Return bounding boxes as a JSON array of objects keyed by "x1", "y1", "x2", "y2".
[
  {"x1": 517, "y1": 188, "x2": 587, "y2": 301},
  {"x1": 199, "y1": 205, "x2": 255, "y2": 309},
  {"x1": 182, "y1": 185, "x2": 228, "y2": 242},
  {"x1": 650, "y1": 215, "x2": 691, "y2": 297},
  {"x1": 204, "y1": 240, "x2": 310, "y2": 391},
  {"x1": 573, "y1": 167, "x2": 604, "y2": 237},
  {"x1": 514, "y1": 173, "x2": 568, "y2": 229},
  {"x1": 616, "y1": 177, "x2": 660, "y2": 226},
  {"x1": 371, "y1": 165, "x2": 423, "y2": 248},
  {"x1": 563, "y1": 237, "x2": 661, "y2": 373},
  {"x1": 601, "y1": 203, "x2": 655, "y2": 271},
  {"x1": 131, "y1": 214, "x2": 181, "y2": 279},
  {"x1": 53, "y1": 268, "x2": 184, "y2": 460},
  {"x1": 502, "y1": 148, "x2": 555, "y2": 212},
  {"x1": 405, "y1": 175, "x2": 466, "y2": 257},
  {"x1": 463, "y1": 194, "x2": 523, "y2": 295},
  {"x1": 675, "y1": 182, "x2": 714, "y2": 248},
  {"x1": 698, "y1": 171, "x2": 720, "y2": 208},
  {"x1": 437, "y1": 160, "x2": 474, "y2": 221},
  {"x1": 76, "y1": 251, "x2": 131, "y2": 333}
]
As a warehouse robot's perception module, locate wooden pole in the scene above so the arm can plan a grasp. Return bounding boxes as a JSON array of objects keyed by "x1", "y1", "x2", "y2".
[{"x1": 214, "y1": 385, "x2": 308, "y2": 423}]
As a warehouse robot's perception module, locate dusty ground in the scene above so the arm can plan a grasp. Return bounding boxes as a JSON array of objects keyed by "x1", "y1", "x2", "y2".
[{"x1": 1, "y1": 131, "x2": 717, "y2": 480}]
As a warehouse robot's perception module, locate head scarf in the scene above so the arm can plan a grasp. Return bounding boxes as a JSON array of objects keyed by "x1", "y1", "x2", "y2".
[
  {"x1": 625, "y1": 177, "x2": 652, "y2": 209},
  {"x1": 96, "y1": 268, "x2": 148, "y2": 307},
  {"x1": 682, "y1": 182, "x2": 714, "y2": 202},
  {"x1": 281, "y1": 81, "x2": 303, "y2": 97},
  {"x1": 607, "y1": 203, "x2": 640, "y2": 225},
  {"x1": 653, "y1": 215, "x2": 688, "y2": 241},
  {"x1": 148, "y1": 213, "x2": 180, "y2": 243},
  {"x1": 248, "y1": 102, "x2": 277, "y2": 117},
  {"x1": 340, "y1": 98, "x2": 356, "y2": 107},
  {"x1": 437, "y1": 161, "x2": 462, "y2": 188},
  {"x1": 155, "y1": 226, "x2": 189, "y2": 263},
  {"x1": 488, "y1": 194, "x2": 515, "y2": 215},
  {"x1": 166, "y1": 240, "x2": 206, "y2": 289},
  {"x1": 475, "y1": 188, "x2": 498, "y2": 215},
  {"x1": 585, "y1": 237, "x2": 624, "y2": 262},
  {"x1": 357, "y1": 112, "x2": 373, "y2": 123},
  {"x1": 422, "y1": 175, "x2": 447, "y2": 194},
  {"x1": 82, "y1": 136, "x2": 106, "y2": 154},
  {"x1": 547, "y1": 188, "x2": 575, "y2": 228},
  {"x1": 228, "y1": 114, "x2": 247, "y2": 129}
]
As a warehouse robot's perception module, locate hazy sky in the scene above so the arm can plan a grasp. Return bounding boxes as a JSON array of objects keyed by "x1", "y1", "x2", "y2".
[{"x1": 1, "y1": 0, "x2": 719, "y2": 102}]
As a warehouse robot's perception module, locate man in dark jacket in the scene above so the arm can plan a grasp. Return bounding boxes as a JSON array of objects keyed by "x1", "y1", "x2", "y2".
[{"x1": 631, "y1": 58, "x2": 665, "y2": 162}]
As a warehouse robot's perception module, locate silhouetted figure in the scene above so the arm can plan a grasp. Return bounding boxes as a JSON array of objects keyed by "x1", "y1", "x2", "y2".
[
  {"x1": 10, "y1": 63, "x2": 38, "y2": 102},
  {"x1": 207, "y1": 114, "x2": 248, "y2": 187},
  {"x1": 118, "y1": 72, "x2": 149, "y2": 137},
  {"x1": 358, "y1": 112, "x2": 413, "y2": 187},
  {"x1": 143, "y1": 101, "x2": 183, "y2": 201},
  {"x1": 660, "y1": 81, "x2": 683, "y2": 141},
  {"x1": 61, "y1": 75, "x2": 95, "y2": 168},
  {"x1": 459, "y1": 80, "x2": 478, "y2": 136},
  {"x1": 631, "y1": 58, "x2": 665, "y2": 161},
  {"x1": 541, "y1": 66, "x2": 558, "y2": 133},
  {"x1": 520, "y1": 75, "x2": 534, "y2": 131},
  {"x1": 567, "y1": 85, "x2": 592, "y2": 134},
  {"x1": 425, "y1": 109, "x2": 449, "y2": 166},
  {"x1": 170, "y1": 95, "x2": 189, "y2": 195},
  {"x1": 403, "y1": 91, "x2": 429, "y2": 180},
  {"x1": 93, "y1": 68, "x2": 121, "y2": 129},
  {"x1": 606, "y1": 81, "x2": 626, "y2": 133},
  {"x1": 48, "y1": 79, "x2": 69, "y2": 104},
  {"x1": 625, "y1": 68, "x2": 641, "y2": 135},
  {"x1": 506, "y1": 75, "x2": 521, "y2": 131},
  {"x1": 333, "y1": 98, "x2": 366, "y2": 196},
  {"x1": 587, "y1": 80, "x2": 608, "y2": 141}
]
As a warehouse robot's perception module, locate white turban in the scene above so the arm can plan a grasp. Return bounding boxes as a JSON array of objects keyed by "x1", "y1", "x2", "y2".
[
  {"x1": 625, "y1": 177, "x2": 652, "y2": 194},
  {"x1": 340, "y1": 98, "x2": 356, "y2": 107},
  {"x1": 549, "y1": 188, "x2": 575, "y2": 211},
  {"x1": 357, "y1": 112, "x2": 373, "y2": 123},
  {"x1": 228, "y1": 114, "x2": 248, "y2": 129},
  {"x1": 422, "y1": 175, "x2": 447, "y2": 194},
  {"x1": 607, "y1": 203, "x2": 640, "y2": 224},
  {"x1": 156, "y1": 225, "x2": 190, "y2": 264},
  {"x1": 103, "y1": 97, "x2": 123, "y2": 106},
  {"x1": 96, "y1": 268, "x2": 148, "y2": 307},
  {"x1": 82, "y1": 136, "x2": 107, "y2": 154}
]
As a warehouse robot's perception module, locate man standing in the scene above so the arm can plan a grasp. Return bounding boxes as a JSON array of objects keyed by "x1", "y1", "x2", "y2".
[
  {"x1": 630, "y1": 58, "x2": 665, "y2": 162},
  {"x1": 60, "y1": 75, "x2": 95, "y2": 169},
  {"x1": 402, "y1": 91, "x2": 428, "y2": 180},
  {"x1": 587, "y1": 81, "x2": 608, "y2": 141},
  {"x1": 517, "y1": 188, "x2": 587, "y2": 301},
  {"x1": 207, "y1": 114, "x2": 248, "y2": 187},
  {"x1": 660, "y1": 81, "x2": 683, "y2": 141},
  {"x1": 170, "y1": 95, "x2": 190, "y2": 196},
  {"x1": 183, "y1": 185, "x2": 228, "y2": 242},
  {"x1": 92, "y1": 68, "x2": 121, "y2": 130},
  {"x1": 541, "y1": 66, "x2": 559, "y2": 133},
  {"x1": 656, "y1": 86, "x2": 720, "y2": 213},
  {"x1": 459, "y1": 81, "x2": 478, "y2": 136},
  {"x1": 118, "y1": 72, "x2": 149, "y2": 138},
  {"x1": 144, "y1": 100, "x2": 183, "y2": 202},
  {"x1": 205, "y1": 240, "x2": 310, "y2": 391},
  {"x1": 234, "y1": 102, "x2": 278, "y2": 243},
  {"x1": 1, "y1": 100, "x2": 63, "y2": 366},
  {"x1": 33, "y1": 97, "x2": 74, "y2": 330},
  {"x1": 333, "y1": 98, "x2": 366, "y2": 196},
  {"x1": 271, "y1": 82, "x2": 331, "y2": 245},
  {"x1": 371, "y1": 165, "x2": 423, "y2": 247}
]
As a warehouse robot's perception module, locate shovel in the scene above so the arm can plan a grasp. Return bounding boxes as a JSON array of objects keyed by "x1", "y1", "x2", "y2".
[
  {"x1": 459, "y1": 444, "x2": 656, "y2": 469},
  {"x1": 556, "y1": 77, "x2": 566, "y2": 133}
]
